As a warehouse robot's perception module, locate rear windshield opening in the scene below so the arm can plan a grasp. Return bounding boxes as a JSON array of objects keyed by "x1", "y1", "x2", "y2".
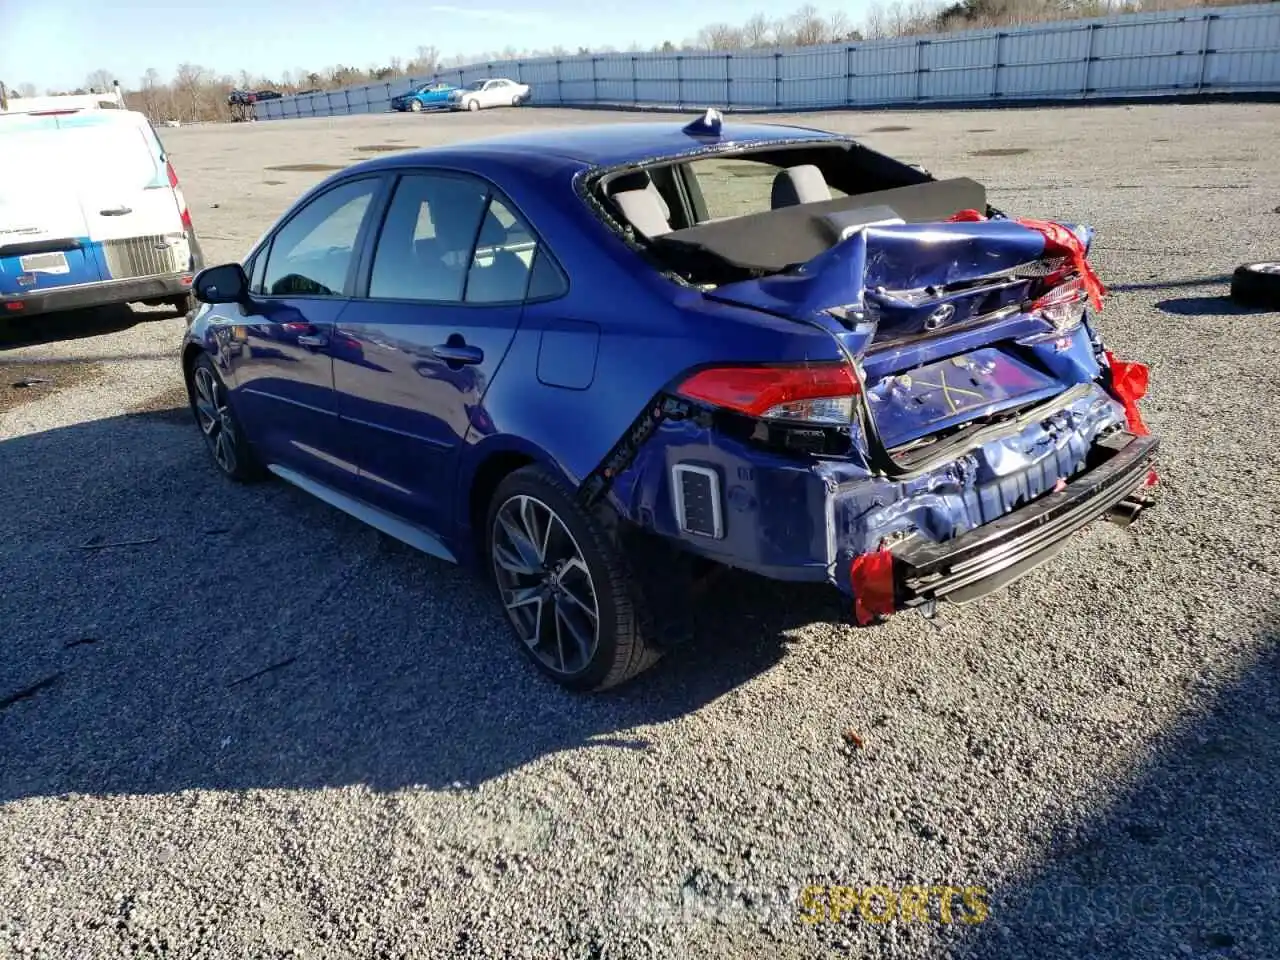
[{"x1": 590, "y1": 141, "x2": 986, "y2": 286}]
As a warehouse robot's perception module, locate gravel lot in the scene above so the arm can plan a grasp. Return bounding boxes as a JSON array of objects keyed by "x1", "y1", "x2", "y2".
[{"x1": 2, "y1": 103, "x2": 1279, "y2": 959}]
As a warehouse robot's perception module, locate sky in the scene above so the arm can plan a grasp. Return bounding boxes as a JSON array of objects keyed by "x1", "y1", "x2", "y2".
[{"x1": 3, "y1": 0, "x2": 862, "y2": 92}]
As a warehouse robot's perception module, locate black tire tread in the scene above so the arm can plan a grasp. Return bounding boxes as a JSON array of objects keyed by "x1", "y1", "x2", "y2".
[
  {"x1": 1230, "y1": 262, "x2": 1280, "y2": 309},
  {"x1": 487, "y1": 465, "x2": 659, "y2": 692}
]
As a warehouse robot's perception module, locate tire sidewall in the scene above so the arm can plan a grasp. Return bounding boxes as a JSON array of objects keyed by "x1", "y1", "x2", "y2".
[{"x1": 485, "y1": 466, "x2": 632, "y2": 691}]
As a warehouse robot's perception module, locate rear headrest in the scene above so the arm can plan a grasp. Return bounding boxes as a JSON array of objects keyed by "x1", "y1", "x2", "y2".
[
  {"x1": 771, "y1": 164, "x2": 832, "y2": 208},
  {"x1": 607, "y1": 169, "x2": 670, "y2": 220},
  {"x1": 612, "y1": 188, "x2": 671, "y2": 239}
]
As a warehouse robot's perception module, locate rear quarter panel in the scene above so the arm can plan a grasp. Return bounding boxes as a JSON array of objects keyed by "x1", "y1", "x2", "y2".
[{"x1": 453, "y1": 156, "x2": 844, "y2": 535}]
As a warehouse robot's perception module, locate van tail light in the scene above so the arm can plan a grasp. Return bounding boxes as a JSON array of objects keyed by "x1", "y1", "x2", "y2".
[
  {"x1": 675, "y1": 362, "x2": 859, "y2": 426},
  {"x1": 1030, "y1": 275, "x2": 1088, "y2": 332},
  {"x1": 166, "y1": 160, "x2": 194, "y2": 230}
]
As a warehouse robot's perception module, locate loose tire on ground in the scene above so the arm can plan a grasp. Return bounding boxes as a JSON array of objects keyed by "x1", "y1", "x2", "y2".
[
  {"x1": 1230, "y1": 262, "x2": 1280, "y2": 309},
  {"x1": 485, "y1": 465, "x2": 660, "y2": 692}
]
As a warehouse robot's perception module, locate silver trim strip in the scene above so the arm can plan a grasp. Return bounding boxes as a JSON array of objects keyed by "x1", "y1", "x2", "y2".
[{"x1": 267, "y1": 463, "x2": 458, "y2": 564}]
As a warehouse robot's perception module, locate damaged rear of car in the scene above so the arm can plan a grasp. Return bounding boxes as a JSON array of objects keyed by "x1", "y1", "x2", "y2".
[{"x1": 575, "y1": 114, "x2": 1157, "y2": 634}]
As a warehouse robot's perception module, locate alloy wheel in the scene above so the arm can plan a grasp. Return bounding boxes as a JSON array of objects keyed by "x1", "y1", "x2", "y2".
[
  {"x1": 491, "y1": 494, "x2": 600, "y2": 676},
  {"x1": 193, "y1": 365, "x2": 238, "y2": 474}
]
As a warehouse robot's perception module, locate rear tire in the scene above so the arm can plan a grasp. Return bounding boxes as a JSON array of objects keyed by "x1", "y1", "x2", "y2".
[
  {"x1": 188, "y1": 353, "x2": 266, "y2": 483},
  {"x1": 486, "y1": 465, "x2": 660, "y2": 692},
  {"x1": 1230, "y1": 262, "x2": 1280, "y2": 309}
]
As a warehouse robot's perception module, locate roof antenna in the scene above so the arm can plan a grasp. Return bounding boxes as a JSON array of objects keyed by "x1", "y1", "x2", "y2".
[{"x1": 682, "y1": 108, "x2": 723, "y2": 138}]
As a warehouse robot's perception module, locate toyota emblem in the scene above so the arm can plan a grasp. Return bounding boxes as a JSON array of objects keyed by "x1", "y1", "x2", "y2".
[{"x1": 924, "y1": 303, "x2": 955, "y2": 330}]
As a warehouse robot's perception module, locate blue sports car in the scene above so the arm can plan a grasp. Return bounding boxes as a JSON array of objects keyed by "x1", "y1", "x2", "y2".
[
  {"x1": 390, "y1": 82, "x2": 457, "y2": 112},
  {"x1": 182, "y1": 110, "x2": 1159, "y2": 691}
]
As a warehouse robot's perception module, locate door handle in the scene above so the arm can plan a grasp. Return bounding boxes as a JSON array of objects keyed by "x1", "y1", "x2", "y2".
[
  {"x1": 99, "y1": 206, "x2": 133, "y2": 216},
  {"x1": 297, "y1": 333, "x2": 328, "y2": 347},
  {"x1": 431, "y1": 342, "x2": 483, "y2": 365}
]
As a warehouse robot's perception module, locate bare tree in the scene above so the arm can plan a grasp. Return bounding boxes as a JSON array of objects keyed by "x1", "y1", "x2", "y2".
[
  {"x1": 174, "y1": 63, "x2": 208, "y2": 123},
  {"x1": 742, "y1": 13, "x2": 774, "y2": 47},
  {"x1": 697, "y1": 22, "x2": 746, "y2": 49},
  {"x1": 790, "y1": 4, "x2": 829, "y2": 45},
  {"x1": 828, "y1": 10, "x2": 853, "y2": 40},
  {"x1": 84, "y1": 68, "x2": 117, "y2": 93}
]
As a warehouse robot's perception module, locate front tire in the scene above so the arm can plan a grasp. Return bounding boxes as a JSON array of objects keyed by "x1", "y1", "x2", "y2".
[
  {"x1": 486, "y1": 466, "x2": 659, "y2": 692},
  {"x1": 467, "y1": 98, "x2": 480, "y2": 112},
  {"x1": 188, "y1": 353, "x2": 265, "y2": 482},
  {"x1": 410, "y1": 99, "x2": 422, "y2": 112}
]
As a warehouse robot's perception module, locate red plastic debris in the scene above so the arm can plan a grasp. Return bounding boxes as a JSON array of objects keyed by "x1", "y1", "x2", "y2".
[
  {"x1": 1104, "y1": 350, "x2": 1151, "y2": 437},
  {"x1": 850, "y1": 549, "x2": 896, "y2": 626},
  {"x1": 1144, "y1": 469, "x2": 1159, "y2": 488},
  {"x1": 946, "y1": 210, "x2": 1108, "y2": 312}
]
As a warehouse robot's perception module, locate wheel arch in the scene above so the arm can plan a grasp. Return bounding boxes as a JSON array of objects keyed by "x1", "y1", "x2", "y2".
[{"x1": 458, "y1": 436, "x2": 581, "y2": 562}]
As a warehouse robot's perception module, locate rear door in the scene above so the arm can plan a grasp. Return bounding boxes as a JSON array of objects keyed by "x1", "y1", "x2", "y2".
[
  {"x1": 74, "y1": 116, "x2": 191, "y2": 283},
  {"x1": 0, "y1": 117, "x2": 106, "y2": 296}
]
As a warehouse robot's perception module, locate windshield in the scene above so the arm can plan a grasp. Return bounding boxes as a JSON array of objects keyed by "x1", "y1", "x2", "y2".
[{"x1": 0, "y1": 124, "x2": 162, "y2": 197}]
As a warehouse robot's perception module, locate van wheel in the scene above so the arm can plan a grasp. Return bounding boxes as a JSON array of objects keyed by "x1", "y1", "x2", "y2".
[{"x1": 486, "y1": 465, "x2": 660, "y2": 692}]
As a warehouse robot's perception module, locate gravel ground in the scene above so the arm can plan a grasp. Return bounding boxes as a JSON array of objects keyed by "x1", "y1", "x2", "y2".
[{"x1": 2, "y1": 103, "x2": 1279, "y2": 960}]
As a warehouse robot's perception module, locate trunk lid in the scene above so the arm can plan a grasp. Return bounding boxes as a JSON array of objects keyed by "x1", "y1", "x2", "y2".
[{"x1": 704, "y1": 219, "x2": 1091, "y2": 451}]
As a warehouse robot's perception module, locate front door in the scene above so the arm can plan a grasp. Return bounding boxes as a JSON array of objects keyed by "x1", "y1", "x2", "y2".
[
  {"x1": 334, "y1": 171, "x2": 546, "y2": 535},
  {"x1": 226, "y1": 175, "x2": 383, "y2": 489}
]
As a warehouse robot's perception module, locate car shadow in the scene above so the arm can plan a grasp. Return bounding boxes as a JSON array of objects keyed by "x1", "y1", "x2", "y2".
[
  {"x1": 947, "y1": 613, "x2": 1280, "y2": 958},
  {"x1": 0, "y1": 302, "x2": 181, "y2": 351},
  {"x1": 1154, "y1": 295, "x2": 1273, "y2": 317},
  {"x1": 0, "y1": 405, "x2": 829, "y2": 803}
]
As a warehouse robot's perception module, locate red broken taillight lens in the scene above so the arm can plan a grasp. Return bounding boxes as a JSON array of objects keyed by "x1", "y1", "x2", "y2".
[
  {"x1": 1030, "y1": 275, "x2": 1088, "y2": 332},
  {"x1": 676, "y1": 362, "x2": 860, "y2": 425}
]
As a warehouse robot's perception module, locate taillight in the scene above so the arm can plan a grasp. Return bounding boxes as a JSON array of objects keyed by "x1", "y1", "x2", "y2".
[
  {"x1": 166, "y1": 160, "x2": 194, "y2": 230},
  {"x1": 675, "y1": 362, "x2": 859, "y2": 425},
  {"x1": 1030, "y1": 276, "x2": 1088, "y2": 332}
]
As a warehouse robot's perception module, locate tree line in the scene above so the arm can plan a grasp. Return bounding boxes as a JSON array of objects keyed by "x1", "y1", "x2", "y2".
[{"x1": 4, "y1": 0, "x2": 1244, "y2": 124}]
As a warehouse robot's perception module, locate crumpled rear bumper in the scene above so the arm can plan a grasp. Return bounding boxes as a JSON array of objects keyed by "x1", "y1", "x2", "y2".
[{"x1": 890, "y1": 429, "x2": 1158, "y2": 606}]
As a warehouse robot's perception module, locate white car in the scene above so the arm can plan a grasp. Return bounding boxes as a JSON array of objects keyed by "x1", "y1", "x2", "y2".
[
  {"x1": 448, "y1": 78, "x2": 531, "y2": 112},
  {"x1": 0, "y1": 100, "x2": 204, "y2": 320}
]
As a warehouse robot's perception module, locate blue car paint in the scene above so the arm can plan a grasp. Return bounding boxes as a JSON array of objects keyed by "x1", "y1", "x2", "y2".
[
  {"x1": 391, "y1": 84, "x2": 458, "y2": 111},
  {"x1": 184, "y1": 120, "x2": 1148, "y2": 597}
]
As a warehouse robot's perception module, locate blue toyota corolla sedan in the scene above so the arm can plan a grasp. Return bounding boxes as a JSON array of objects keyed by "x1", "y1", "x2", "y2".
[{"x1": 181, "y1": 111, "x2": 1159, "y2": 691}]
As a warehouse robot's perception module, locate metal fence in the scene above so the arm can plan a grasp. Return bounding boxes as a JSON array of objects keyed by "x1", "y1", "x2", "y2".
[{"x1": 256, "y1": 1, "x2": 1280, "y2": 120}]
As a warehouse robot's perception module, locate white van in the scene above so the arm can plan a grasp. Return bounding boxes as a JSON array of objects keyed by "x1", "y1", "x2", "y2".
[{"x1": 0, "y1": 103, "x2": 205, "y2": 319}]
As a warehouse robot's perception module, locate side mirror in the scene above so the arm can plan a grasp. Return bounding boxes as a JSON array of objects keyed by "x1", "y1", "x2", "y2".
[{"x1": 193, "y1": 263, "x2": 249, "y2": 304}]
